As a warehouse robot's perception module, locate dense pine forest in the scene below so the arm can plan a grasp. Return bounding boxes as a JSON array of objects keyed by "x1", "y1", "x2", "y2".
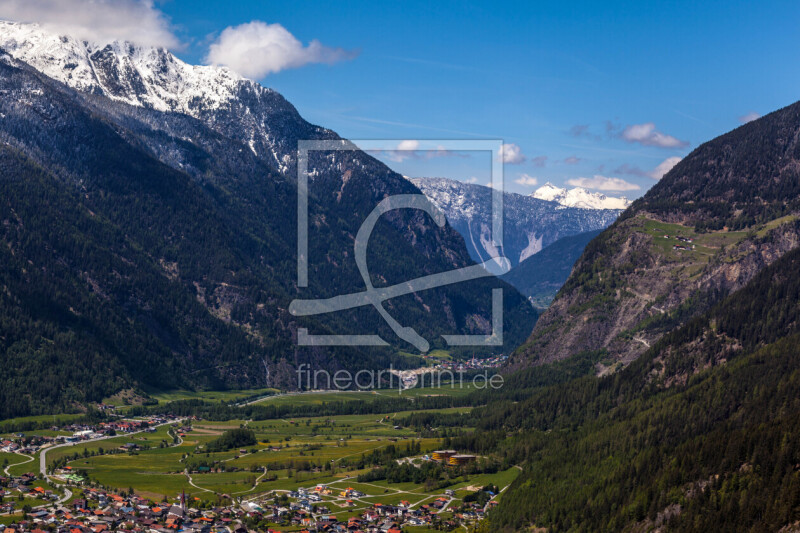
[{"x1": 454, "y1": 245, "x2": 800, "y2": 531}]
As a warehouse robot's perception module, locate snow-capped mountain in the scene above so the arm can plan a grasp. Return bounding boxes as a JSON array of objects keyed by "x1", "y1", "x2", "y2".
[
  {"x1": 0, "y1": 21, "x2": 242, "y2": 113},
  {"x1": 411, "y1": 178, "x2": 622, "y2": 267},
  {"x1": 532, "y1": 182, "x2": 631, "y2": 210},
  {"x1": 0, "y1": 19, "x2": 537, "y2": 386},
  {"x1": 0, "y1": 20, "x2": 327, "y2": 174}
]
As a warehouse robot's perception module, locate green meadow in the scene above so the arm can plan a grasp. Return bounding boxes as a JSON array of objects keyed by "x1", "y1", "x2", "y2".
[
  {"x1": 52, "y1": 397, "x2": 473, "y2": 502},
  {"x1": 0, "y1": 385, "x2": 507, "y2": 517}
]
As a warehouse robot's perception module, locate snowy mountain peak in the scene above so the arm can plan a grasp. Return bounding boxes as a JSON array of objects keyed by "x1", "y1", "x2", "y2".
[
  {"x1": 0, "y1": 20, "x2": 328, "y2": 175},
  {"x1": 532, "y1": 183, "x2": 631, "y2": 210},
  {"x1": 0, "y1": 20, "x2": 249, "y2": 114},
  {"x1": 532, "y1": 182, "x2": 568, "y2": 202}
]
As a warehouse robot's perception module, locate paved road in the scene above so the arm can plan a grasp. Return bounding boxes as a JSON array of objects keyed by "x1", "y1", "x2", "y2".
[
  {"x1": 185, "y1": 471, "x2": 213, "y2": 494},
  {"x1": 38, "y1": 418, "x2": 184, "y2": 478},
  {"x1": 0, "y1": 419, "x2": 181, "y2": 514},
  {"x1": 4, "y1": 451, "x2": 33, "y2": 476},
  {"x1": 438, "y1": 497, "x2": 455, "y2": 513}
]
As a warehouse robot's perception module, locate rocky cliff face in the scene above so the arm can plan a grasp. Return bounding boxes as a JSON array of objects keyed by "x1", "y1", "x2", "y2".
[{"x1": 511, "y1": 100, "x2": 800, "y2": 371}]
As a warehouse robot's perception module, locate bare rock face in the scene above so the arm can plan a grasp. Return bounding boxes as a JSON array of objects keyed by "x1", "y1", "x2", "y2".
[{"x1": 514, "y1": 215, "x2": 800, "y2": 370}]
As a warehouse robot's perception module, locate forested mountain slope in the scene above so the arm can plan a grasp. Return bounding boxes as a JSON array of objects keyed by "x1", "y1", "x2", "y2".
[
  {"x1": 512, "y1": 100, "x2": 800, "y2": 368},
  {"x1": 0, "y1": 39, "x2": 535, "y2": 417},
  {"x1": 458, "y1": 241, "x2": 800, "y2": 531}
]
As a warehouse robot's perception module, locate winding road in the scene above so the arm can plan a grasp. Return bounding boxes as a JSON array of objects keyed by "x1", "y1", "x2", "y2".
[
  {"x1": 4, "y1": 451, "x2": 33, "y2": 476},
  {"x1": 30, "y1": 418, "x2": 186, "y2": 507},
  {"x1": 38, "y1": 417, "x2": 185, "y2": 478}
]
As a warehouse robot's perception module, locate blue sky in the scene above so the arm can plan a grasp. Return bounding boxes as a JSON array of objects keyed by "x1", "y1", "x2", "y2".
[{"x1": 10, "y1": 0, "x2": 800, "y2": 198}]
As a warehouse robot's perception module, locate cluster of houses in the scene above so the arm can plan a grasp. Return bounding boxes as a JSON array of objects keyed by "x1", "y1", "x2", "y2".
[
  {"x1": 236, "y1": 482, "x2": 493, "y2": 531},
  {"x1": 1, "y1": 416, "x2": 182, "y2": 457},
  {"x1": 0, "y1": 472, "x2": 60, "y2": 514},
  {"x1": 64, "y1": 419, "x2": 164, "y2": 443},
  {"x1": 434, "y1": 355, "x2": 508, "y2": 373},
  {"x1": 0, "y1": 481, "x2": 492, "y2": 533},
  {"x1": 248, "y1": 493, "x2": 445, "y2": 531},
  {"x1": 287, "y1": 485, "x2": 367, "y2": 504},
  {"x1": 2, "y1": 488, "x2": 251, "y2": 533},
  {"x1": 2, "y1": 437, "x2": 44, "y2": 455},
  {"x1": 662, "y1": 234, "x2": 696, "y2": 251}
]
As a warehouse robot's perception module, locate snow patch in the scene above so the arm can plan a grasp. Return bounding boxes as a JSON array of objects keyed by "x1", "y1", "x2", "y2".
[
  {"x1": 518, "y1": 232, "x2": 543, "y2": 263},
  {"x1": 532, "y1": 182, "x2": 631, "y2": 210}
]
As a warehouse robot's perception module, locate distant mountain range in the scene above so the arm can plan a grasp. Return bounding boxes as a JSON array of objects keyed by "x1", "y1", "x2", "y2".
[
  {"x1": 411, "y1": 178, "x2": 622, "y2": 268},
  {"x1": 531, "y1": 182, "x2": 631, "y2": 210},
  {"x1": 0, "y1": 22, "x2": 536, "y2": 417}
]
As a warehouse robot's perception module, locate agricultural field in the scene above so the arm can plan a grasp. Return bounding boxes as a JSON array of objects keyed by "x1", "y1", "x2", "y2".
[
  {"x1": 42, "y1": 391, "x2": 483, "y2": 506},
  {"x1": 1, "y1": 451, "x2": 34, "y2": 476},
  {"x1": 638, "y1": 216, "x2": 748, "y2": 260},
  {"x1": 147, "y1": 388, "x2": 279, "y2": 405},
  {"x1": 377, "y1": 384, "x2": 478, "y2": 399},
  {"x1": 247, "y1": 384, "x2": 479, "y2": 407},
  {"x1": 397, "y1": 349, "x2": 453, "y2": 368},
  {"x1": 248, "y1": 390, "x2": 378, "y2": 406},
  {"x1": 62, "y1": 413, "x2": 445, "y2": 501},
  {"x1": 0, "y1": 413, "x2": 85, "y2": 434}
]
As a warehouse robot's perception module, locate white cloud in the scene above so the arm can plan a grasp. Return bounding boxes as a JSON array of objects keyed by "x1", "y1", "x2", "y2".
[
  {"x1": 566, "y1": 175, "x2": 640, "y2": 191},
  {"x1": 563, "y1": 156, "x2": 581, "y2": 165},
  {"x1": 369, "y1": 140, "x2": 470, "y2": 163},
  {"x1": 0, "y1": 0, "x2": 179, "y2": 48},
  {"x1": 381, "y1": 140, "x2": 417, "y2": 162},
  {"x1": 514, "y1": 174, "x2": 539, "y2": 187},
  {"x1": 205, "y1": 21, "x2": 358, "y2": 78},
  {"x1": 396, "y1": 140, "x2": 420, "y2": 151},
  {"x1": 738, "y1": 111, "x2": 760, "y2": 124},
  {"x1": 465, "y1": 176, "x2": 479, "y2": 184},
  {"x1": 648, "y1": 156, "x2": 681, "y2": 180},
  {"x1": 497, "y1": 143, "x2": 526, "y2": 164},
  {"x1": 621, "y1": 122, "x2": 688, "y2": 148}
]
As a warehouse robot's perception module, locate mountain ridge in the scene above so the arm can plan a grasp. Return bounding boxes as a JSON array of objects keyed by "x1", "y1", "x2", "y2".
[
  {"x1": 411, "y1": 177, "x2": 621, "y2": 268},
  {"x1": 511, "y1": 100, "x2": 800, "y2": 370},
  {"x1": 0, "y1": 20, "x2": 325, "y2": 174}
]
